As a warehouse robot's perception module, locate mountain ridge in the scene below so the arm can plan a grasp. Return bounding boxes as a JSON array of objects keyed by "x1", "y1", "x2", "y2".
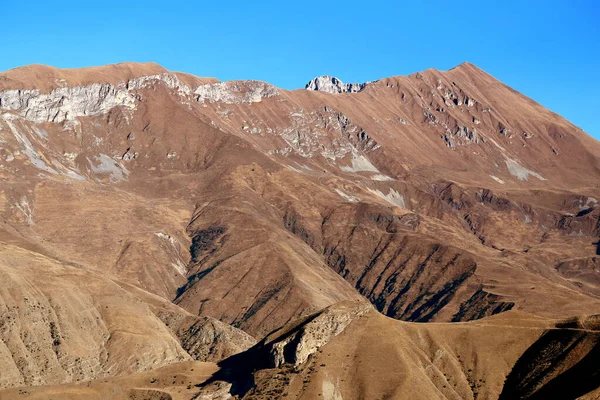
[{"x1": 2, "y1": 60, "x2": 597, "y2": 146}]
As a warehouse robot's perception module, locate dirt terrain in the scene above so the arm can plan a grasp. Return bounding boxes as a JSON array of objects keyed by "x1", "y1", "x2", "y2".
[{"x1": 0, "y1": 61, "x2": 598, "y2": 398}]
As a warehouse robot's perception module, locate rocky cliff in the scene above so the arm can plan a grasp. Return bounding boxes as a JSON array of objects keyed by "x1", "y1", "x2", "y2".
[{"x1": 305, "y1": 76, "x2": 368, "y2": 93}]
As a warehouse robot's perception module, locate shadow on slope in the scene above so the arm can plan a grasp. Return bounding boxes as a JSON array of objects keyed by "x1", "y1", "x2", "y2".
[
  {"x1": 195, "y1": 302, "x2": 370, "y2": 398},
  {"x1": 500, "y1": 315, "x2": 600, "y2": 400}
]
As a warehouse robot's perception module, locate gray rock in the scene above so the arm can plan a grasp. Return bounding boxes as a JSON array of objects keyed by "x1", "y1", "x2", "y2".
[
  {"x1": 0, "y1": 84, "x2": 136, "y2": 123},
  {"x1": 262, "y1": 302, "x2": 373, "y2": 367},
  {"x1": 0, "y1": 73, "x2": 275, "y2": 124},
  {"x1": 194, "y1": 81, "x2": 278, "y2": 104},
  {"x1": 305, "y1": 76, "x2": 368, "y2": 94},
  {"x1": 178, "y1": 317, "x2": 257, "y2": 363}
]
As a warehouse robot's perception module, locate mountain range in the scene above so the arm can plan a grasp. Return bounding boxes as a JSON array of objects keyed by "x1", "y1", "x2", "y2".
[{"x1": 0, "y1": 61, "x2": 598, "y2": 399}]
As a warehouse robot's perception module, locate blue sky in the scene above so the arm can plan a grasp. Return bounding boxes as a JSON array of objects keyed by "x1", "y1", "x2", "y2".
[{"x1": 2, "y1": 1, "x2": 599, "y2": 139}]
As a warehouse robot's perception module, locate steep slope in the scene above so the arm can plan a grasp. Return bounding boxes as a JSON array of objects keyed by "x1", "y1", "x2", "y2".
[
  {"x1": 500, "y1": 315, "x2": 600, "y2": 400},
  {"x1": 0, "y1": 68, "x2": 367, "y2": 340},
  {"x1": 0, "y1": 244, "x2": 188, "y2": 388},
  {"x1": 0, "y1": 61, "x2": 598, "y2": 395},
  {"x1": 0, "y1": 242, "x2": 256, "y2": 389},
  {"x1": 196, "y1": 303, "x2": 600, "y2": 400},
  {"x1": 8, "y1": 303, "x2": 599, "y2": 399},
  {"x1": 1, "y1": 61, "x2": 599, "y2": 323}
]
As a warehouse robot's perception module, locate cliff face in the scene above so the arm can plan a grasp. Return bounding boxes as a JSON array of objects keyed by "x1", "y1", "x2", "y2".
[{"x1": 0, "y1": 61, "x2": 598, "y2": 396}]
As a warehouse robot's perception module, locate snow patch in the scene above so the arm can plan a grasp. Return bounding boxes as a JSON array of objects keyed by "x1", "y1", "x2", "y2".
[
  {"x1": 88, "y1": 154, "x2": 129, "y2": 182},
  {"x1": 371, "y1": 174, "x2": 394, "y2": 181},
  {"x1": 51, "y1": 160, "x2": 86, "y2": 181},
  {"x1": 15, "y1": 197, "x2": 34, "y2": 225},
  {"x1": 334, "y1": 189, "x2": 359, "y2": 202},
  {"x1": 504, "y1": 157, "x2": 546, "y2": 181},
  {"x1": 32, "y1": 126, "x2": 47, "y2": 139},
  {"x1": 155, "y1": 232, "x2": 187, "y2": 276},
  {"x1": 322, "y1": 376, "x2": 344, "y2": 400},
  {"x1": 490, "y1": 175, "x2": 505, "y2": 184},
  {"x1": 340, "y1": 151, "x2": 379, "y2": 173},
  {"x1": 4, "y1": 119, "x2": 57, "y2": 174},
  {"x1": 171, "y1": 261, "x2": 187, "y2": 276},
  {"x1": 368, "y1": 188, "x2": 406, "y2": 208}
]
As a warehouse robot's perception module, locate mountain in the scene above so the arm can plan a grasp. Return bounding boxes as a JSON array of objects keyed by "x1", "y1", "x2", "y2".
[{"x1": 0, "y1": 61, "x2": 598, "y2": 399}]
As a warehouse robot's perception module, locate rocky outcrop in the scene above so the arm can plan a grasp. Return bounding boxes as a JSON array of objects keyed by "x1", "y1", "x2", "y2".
[
  {"x1": 194, "y1": 305, "x2": 594, "y2": 400},
  {"x1": 263, "y1": 302, "x2": 372, "y2": 367},
  {"x1": 194, "y1": 81, "x2": 278, "y2": 104},
  {"x1": 188, "y1": 302, "x2": 373, "y2": 398},
  {"x1": 305, "y1": 76, "x2": 368, "y2": 94},
  {"x1": 443, "y1": 125, "x2": 482, "y2": 147},
  {"x1": 0, "y1": 73, "x2": 194, "y2": 124},
  {"x1": 177, "y1": 316, "x2": 257, "y2": 362},
  {"x1": 126, "y1": 73, "x2": 192, "y2": 97},
  {"x1": 0, "y1": 73, "x2": 276, "y2": 124},
  {"x1": 275, "y1": 106, "x2": 379, "y2": 162},
  {"x1": 0, "y1": 84, "x2": 136, "y2": 123}
]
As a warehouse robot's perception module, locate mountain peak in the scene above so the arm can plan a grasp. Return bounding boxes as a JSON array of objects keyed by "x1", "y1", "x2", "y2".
[
  {"x1": 304, "y1": 75, "x2": 368, "y2": 94},
  {"x1": 449, "y1": 61, "x2": 483, "y2": 72}
]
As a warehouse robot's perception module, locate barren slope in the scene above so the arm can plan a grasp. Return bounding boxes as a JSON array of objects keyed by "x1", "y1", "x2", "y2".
[
  {"x1": 0, "y1": 61, "x2": 598, "y2": 396},
  {"x1": 5, "y1": 303, "x2": 599, "y2": 399},
  {"x1": 187, "y1": 303, "x2": 600, "y2": 400}
]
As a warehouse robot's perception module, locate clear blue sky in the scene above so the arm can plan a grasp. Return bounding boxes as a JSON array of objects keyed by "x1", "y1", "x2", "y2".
[{"x1": 2, "y1": 1, "x2": 599, "y2": 139}]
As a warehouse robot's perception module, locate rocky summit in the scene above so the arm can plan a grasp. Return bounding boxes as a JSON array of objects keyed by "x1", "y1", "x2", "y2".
[
  {"x1": 305, "y1": 76, "x2": 368, "y2": 93},
  {"x1": 0, "y1": 61, "x2": 599, "y2": 400}
]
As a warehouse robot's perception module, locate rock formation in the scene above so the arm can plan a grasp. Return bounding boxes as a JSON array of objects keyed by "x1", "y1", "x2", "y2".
[{"x1": 305, "y1": 76, "x2": 368, "y2": 93}]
